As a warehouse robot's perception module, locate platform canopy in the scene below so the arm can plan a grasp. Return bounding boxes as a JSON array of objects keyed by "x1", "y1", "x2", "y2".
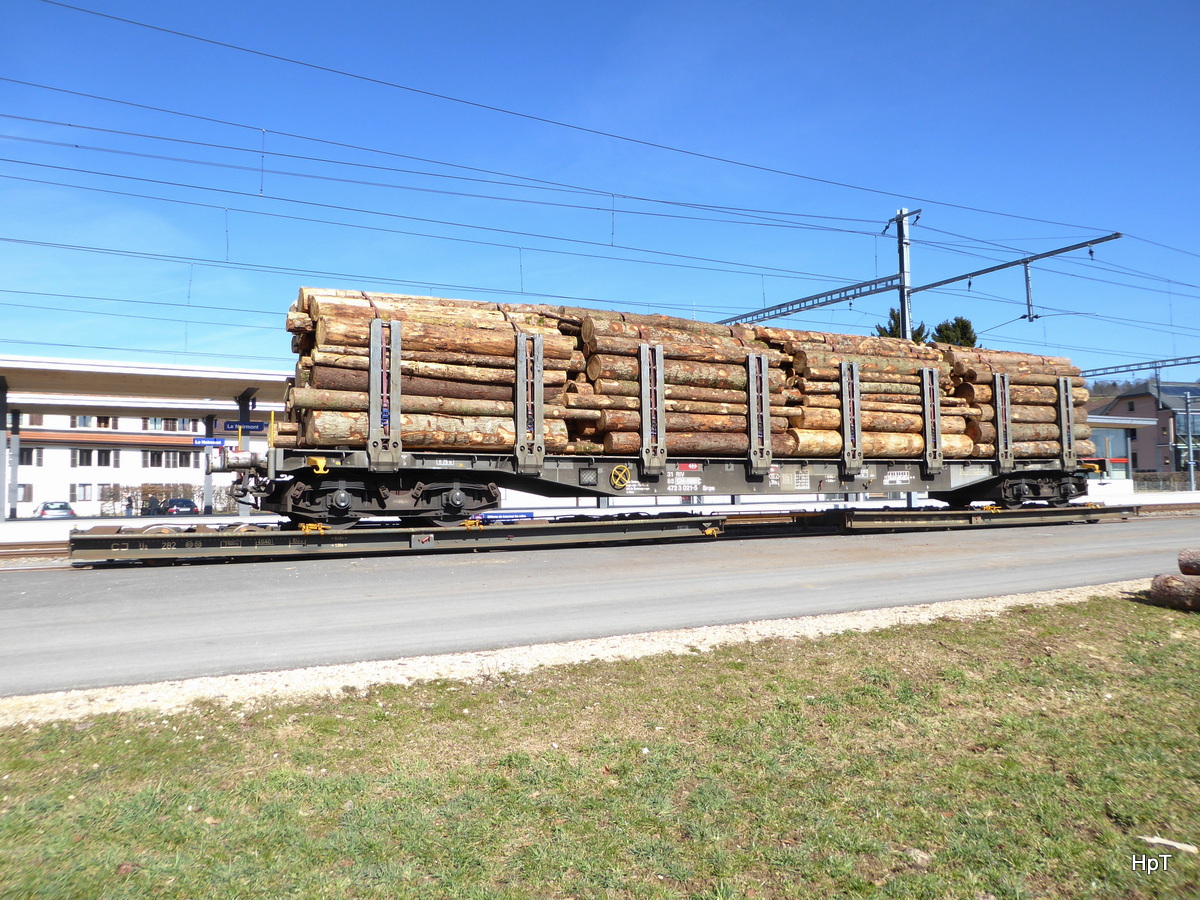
[{"x1": 0, "y1": 355, "x2": 290, "y2": 405}]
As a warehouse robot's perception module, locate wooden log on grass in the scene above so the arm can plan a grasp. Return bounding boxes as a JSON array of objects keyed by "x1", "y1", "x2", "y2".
[
  {"x1": 1178, "y1": 549, "x2": 1200, "y2": 576},
  {"x1": 1147, "y1": 574, "x2": 1200, "y2": 612}
]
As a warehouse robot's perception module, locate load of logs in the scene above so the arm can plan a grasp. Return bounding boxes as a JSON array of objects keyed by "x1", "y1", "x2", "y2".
[{"x1": 280, "y1": 287, "x2": 1096, "y2": 460}]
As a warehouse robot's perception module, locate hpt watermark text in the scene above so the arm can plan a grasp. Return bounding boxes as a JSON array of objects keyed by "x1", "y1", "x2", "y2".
[{"x1": 1132, "y1": 853, "x2": 1171, "y2": 873}]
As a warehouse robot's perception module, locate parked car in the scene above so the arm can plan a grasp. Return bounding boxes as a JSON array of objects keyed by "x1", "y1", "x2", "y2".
[
  {"x1": 33, "y1": 501, "x2": 76, "y2": 518},
  {"x1": 163, "y1": 498, "x2": 201, "y2": 515}
]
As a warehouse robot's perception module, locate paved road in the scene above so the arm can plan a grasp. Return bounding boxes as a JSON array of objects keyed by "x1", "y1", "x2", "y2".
[{"x1": 1, "y1": 516, "x2": 1194, "y2": 697}]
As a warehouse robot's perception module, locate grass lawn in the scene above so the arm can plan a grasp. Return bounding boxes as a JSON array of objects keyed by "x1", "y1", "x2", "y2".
[{"x1": 2, "y1": 592, "x2": 1199, "y2": 899}]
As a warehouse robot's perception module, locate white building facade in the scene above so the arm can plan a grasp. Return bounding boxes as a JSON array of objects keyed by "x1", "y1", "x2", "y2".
[{"x1": 2, "y1": 357, "x2": 289, "y2": 518}]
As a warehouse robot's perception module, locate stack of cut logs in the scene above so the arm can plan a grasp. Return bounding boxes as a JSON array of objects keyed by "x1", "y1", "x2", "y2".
[
  {"x1": 762, "y1": 328, "x2": 974, "y2": 459},
  {"x1": 939, "y1": 344, "x2": 1096, "y2": 459},
  {"x1": 280, "y1": 287, "x2": 1095, "y2": 460},
  {"x1": 282, "y1": 288, "x2": 585, "y2": 451},
  {"x1": 568, "y1": 313, "x2": 793, "y2": 456}
]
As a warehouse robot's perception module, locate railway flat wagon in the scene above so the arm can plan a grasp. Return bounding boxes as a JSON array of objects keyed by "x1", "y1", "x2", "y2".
[{"x1": 212, "y1": 289, "x2": 1095, "y2": 527}]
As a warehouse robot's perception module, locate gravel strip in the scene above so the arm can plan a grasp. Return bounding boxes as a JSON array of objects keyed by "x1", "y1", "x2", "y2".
[
  {"x1": 0, "y1": 579, "x2": 1150, "y2": 727},
  {"x1": 0, "y1": 557, "x2": 70, "y2": 570}
]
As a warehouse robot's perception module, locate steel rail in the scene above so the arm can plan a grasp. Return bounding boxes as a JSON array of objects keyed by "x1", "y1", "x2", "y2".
[{"x1": 0, "y1": 540, "x2": 69, "y2": 560}]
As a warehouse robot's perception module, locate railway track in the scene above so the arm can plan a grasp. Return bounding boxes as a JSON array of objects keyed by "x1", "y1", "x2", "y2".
[
  {"x1": 0, "y1": 541, "x2": 68, "y2": 561},
  {"x1": 53, "y1": 504, "x2": 1143, "y2": 567}
]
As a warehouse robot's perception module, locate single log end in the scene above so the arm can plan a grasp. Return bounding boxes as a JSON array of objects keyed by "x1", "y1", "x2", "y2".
[
  {"x1": 1147, "y1": 573, "x2": 1200, "y2": 612},
  {"x1": 1178, "y1": 548, "x2": 1200, "y2": 576}
]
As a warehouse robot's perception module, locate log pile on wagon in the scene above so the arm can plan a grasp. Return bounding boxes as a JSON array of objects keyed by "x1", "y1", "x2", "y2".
[
  {"x1": 281, "y1": 287, "x2": 1094, "y2": 461},
  {"x1": 939, "y1": 344, "x2": 1095, "y2": 459}
]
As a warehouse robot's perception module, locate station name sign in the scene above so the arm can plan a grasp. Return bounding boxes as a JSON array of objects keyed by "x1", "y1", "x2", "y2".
[{"x1": 222, "y1": 421, "x2": 268, "y2": 433}]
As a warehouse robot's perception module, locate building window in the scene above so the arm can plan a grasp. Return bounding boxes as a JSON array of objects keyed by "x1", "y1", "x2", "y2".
[
  {"x1": 96, "y1": 449, "x2": 120, "y2": 467},
  {"x1": 19, "y1": 484, "x2": 32, "y2": 503},
  {"x1": 143, "y1": 450, "x2": 164, "y2": 468},
  {"x1": 70, "y1": 449, "x2": 94, "y2": 467},
  {"x1": 1132, "y1": 451, "x2": 1140, "y2": 469},
  {"x1": 164, "y1": 417, "x2": 178, "y2": 431},
  {"x1": 96, "y1": 416, "x2": 119, "y2": 429},
  {"x1": 143, "y1": 417, "x2": 165, "y2": 431},
  {"x1": 23, "y1": 413, "x2": 43, "y2": 427},
  {"x1": 1127, "y1": 429, "x2": 1137, "y2": 441},
  {"x1": 18, "y1": 447, "x2": 44, "y2": 466},
  {"x1": 158, "y1": 450, "x2": 198, "y2": 468},
  {"x1": 70, "y1": 415, "x2": 94, "y2": 428},
  {"x1": 1127, "y1": 401, "x2": 1135, "y2": 412},
  {"x1": 69, "y1": 484, "x2": 93, "y2": 502}
]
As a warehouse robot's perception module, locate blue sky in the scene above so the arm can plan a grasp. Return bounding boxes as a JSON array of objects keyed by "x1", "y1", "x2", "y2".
[{"x1": 2, "y1": 0, "x2": 1198, "y2": 383}]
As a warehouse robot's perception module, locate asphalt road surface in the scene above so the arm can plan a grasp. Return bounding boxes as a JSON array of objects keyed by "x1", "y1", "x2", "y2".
[{"x1": 1, "y1": 516, "x2": 1195, "y2": 697}]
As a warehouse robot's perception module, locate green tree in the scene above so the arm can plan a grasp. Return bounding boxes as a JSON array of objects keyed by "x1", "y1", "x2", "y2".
[
  {"x1": 875, "y1": 308, "x2": 929, "y2": 343},
  {"x1": 932, "y1": 316, "x2": 978, "y2": 347}
]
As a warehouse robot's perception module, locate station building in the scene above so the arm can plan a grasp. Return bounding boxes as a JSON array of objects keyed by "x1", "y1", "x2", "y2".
[
  {"x1": 1092, "y1": 382, "x2": 1200, "y2": 474},
  {"x1": 1, "y1": 356, "x2": 289, "y2": 518}
]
